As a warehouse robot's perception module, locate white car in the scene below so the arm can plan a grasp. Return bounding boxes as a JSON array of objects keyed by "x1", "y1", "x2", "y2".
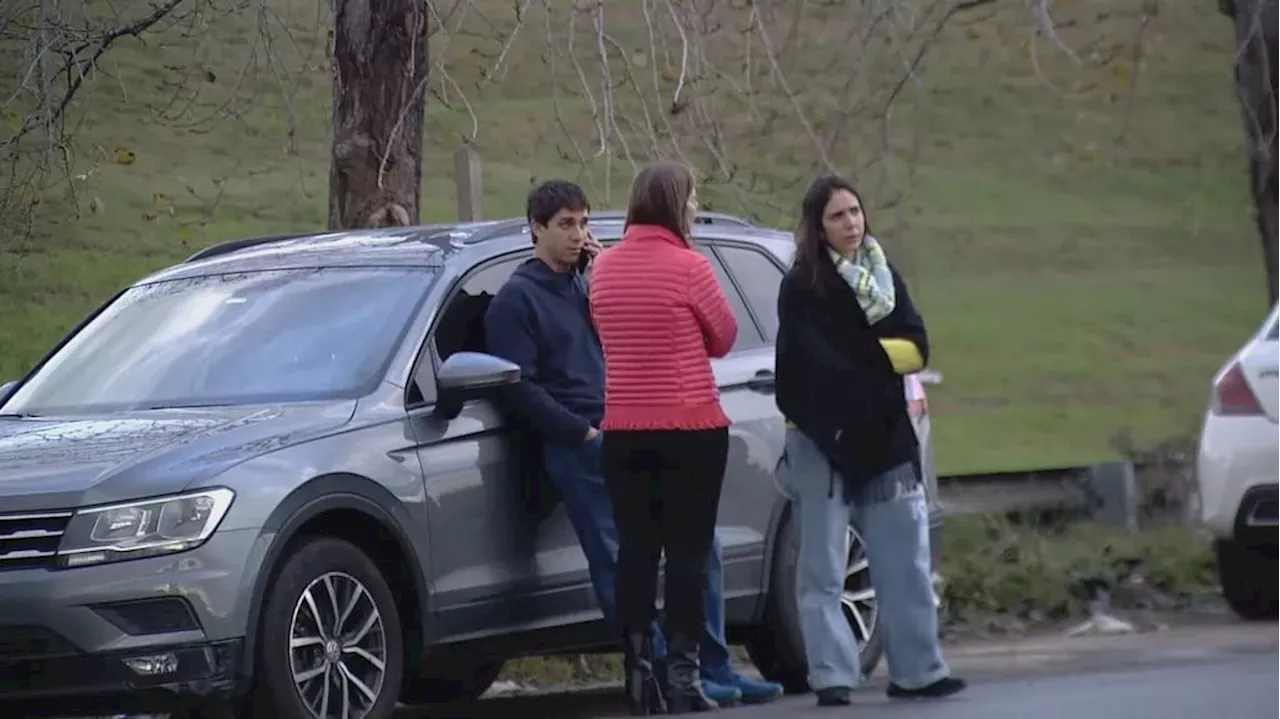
[{"x1": 1194, "y1": 305, "x2": 1279, "y2": 619}]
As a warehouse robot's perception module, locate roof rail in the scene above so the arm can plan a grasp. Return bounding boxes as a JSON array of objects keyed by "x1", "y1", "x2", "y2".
[
  {"x1": 452, "y1": 211, "x2": 756, "y2": 246},
  {"x1": 456, "y1": 218, "x2": 536, "y2": 245},
  {"x1": 587, "y1": 210, "x2": 755, "y2": 227},
  {"x1": 184, "y1": 232, "x2": 328, "y2": 263}
]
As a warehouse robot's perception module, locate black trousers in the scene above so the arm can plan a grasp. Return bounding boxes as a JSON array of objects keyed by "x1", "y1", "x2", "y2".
[{"x1": 602, "y1": 427, "x2": 729, "y2": 641}]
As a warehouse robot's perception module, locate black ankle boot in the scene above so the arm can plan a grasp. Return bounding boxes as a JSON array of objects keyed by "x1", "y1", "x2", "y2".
[
  {"x1": 624, "y1": 631, "x2": 668, "y2": 715},
  {"x1": 664, "y1": 633, "x2": 718, "y2": 714}
]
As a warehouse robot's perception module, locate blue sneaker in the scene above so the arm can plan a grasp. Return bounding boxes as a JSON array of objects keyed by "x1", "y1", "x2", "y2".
[
  {"x1": 699, "y1": 678, "x2": 743, "y2": 706},
  {"x1": 728, "y1": 673, "x2": 784, "y2": 705}
]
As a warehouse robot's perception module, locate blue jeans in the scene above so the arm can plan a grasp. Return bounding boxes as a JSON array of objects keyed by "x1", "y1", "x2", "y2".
[
  {"x1": 544, "y1": 436, "x2": 733, "y2": 676},
  {"x1": 777, "y1": 428, "x2": 949, "y2": 691}
]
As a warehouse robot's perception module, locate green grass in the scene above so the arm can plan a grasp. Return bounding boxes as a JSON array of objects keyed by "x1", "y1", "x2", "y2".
[
  {"x1": 0, "y1": 0, "x2": 1268, "y2": 474},
  {"x1": 936, "y1": 513, "x2": 1219, "y2": 625}
]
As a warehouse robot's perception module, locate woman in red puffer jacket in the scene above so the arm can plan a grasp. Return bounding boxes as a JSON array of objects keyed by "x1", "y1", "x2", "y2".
[{"x1": 589, "y1": 160, "x2": 738, "y2": 714}]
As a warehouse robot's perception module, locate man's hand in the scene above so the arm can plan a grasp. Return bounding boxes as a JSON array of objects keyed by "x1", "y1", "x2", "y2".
[
  {"x1": 583, "y1": 230, "x2": 603, "y2": 259},
  {"x1": 584, "y1": 426, "x2": 600, "y2": 442}
]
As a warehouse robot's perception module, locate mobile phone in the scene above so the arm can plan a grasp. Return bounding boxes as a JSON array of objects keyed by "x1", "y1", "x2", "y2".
[{"x1": 577, "y1": 248, "x2": 592, "y2": 272}]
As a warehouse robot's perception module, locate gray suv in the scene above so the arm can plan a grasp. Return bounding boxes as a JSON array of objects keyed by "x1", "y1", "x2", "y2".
[{"x1": 0, "y1": 212, "x2": 943, "y2": 718}]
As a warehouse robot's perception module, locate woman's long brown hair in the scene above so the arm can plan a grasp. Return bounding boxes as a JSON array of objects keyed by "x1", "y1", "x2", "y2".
[
  {"x1": 795, "y1": 174, "x2": 871, "y2": 294},
  {"x1": 625, "y1": 160, "x2": 695, "y2": 242}
]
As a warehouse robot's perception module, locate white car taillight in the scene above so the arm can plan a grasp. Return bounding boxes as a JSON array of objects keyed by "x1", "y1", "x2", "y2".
[{"x1": 1211, "y1": 361, "x2": 1264, "y2": 416}]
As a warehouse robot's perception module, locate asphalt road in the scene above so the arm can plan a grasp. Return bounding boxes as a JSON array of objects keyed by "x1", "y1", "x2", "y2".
[
  {"x1": 404, "y1": 651, "x2": 1277, "y2": 719},
  {"x1": 400, "y1": 622, "x2": 1279, "y2": 719},
  {"x1": 71, "y1": 619, "x2": 1280, "y2": 719}
]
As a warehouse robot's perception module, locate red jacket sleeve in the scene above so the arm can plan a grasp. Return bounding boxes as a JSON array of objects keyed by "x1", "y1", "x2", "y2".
[{"x1": 686, "y1": 255, "x2": 738, "y2": 358}]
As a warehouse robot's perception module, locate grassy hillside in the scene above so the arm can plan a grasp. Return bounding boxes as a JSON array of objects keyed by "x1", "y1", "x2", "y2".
[{"x1": 0, "y1": 0, "x2": 1267, "y2": 474}]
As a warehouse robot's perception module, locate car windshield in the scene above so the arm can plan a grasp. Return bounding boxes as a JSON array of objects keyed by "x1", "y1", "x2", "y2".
[{"x1": 3, "y1": 266, "x2": 433, "y2": 415}]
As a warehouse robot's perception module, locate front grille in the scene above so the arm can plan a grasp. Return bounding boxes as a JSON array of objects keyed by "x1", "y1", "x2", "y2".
[{"x1": 0, "y1": 511, "x2": 72, "y2": 571}]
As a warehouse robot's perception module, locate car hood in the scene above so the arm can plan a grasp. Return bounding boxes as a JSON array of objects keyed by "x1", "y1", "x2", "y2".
[{"x1": 0, "y1": 401, "x2": 356, "y2": 512}]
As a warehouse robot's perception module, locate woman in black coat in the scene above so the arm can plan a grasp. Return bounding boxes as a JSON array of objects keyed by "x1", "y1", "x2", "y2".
[{"x1": 774, "y1": 174, "x2": 966, "y2": 707}]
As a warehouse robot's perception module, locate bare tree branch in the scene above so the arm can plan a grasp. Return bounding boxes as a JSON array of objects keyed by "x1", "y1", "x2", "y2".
[
  {"x1": 462, "y1": 0, "x2": 1024, "y2": 226},
  {"x1": 0, "y1": 0, "x2": 1163, "y2": 269},
  {"x1": 2, "y1": 0, "x2": 188, "y2": 149},
  {"x1": 0, "y1": 0, "x2": 339, "y2": 246}
]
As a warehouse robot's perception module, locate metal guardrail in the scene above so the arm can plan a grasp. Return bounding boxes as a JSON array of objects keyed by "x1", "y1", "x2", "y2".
[
  {"x1": 936, "y1": 465, "x2": 1096, "y2": 516},
  {"x1": 934, "y1": 461, "x2": 1146, "y2": 532},
  {"x1": 914, "y1": 371, "x2": 1143, "y2": 528}
]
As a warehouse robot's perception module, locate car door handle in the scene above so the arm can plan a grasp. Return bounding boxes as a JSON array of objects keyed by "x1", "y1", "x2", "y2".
[{"x1": 746, "y1": 369, "x2": 775, "y2": 393}]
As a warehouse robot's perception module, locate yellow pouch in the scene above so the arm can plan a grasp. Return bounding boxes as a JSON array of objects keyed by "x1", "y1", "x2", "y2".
[{"x1": 879, "y1": 338, "x2": 924, "y2": 375}]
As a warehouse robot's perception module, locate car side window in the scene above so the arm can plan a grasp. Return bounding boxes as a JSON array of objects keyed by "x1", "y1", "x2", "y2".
[
  {"x1": 433, "y1": 254, "x2": 529, "y2": 362},
  {"x1": 408, "y1": 253, "x2": 529, "y2": 407},
  {"x1": 692, "y1": 242, "x2": 767, "y2": 352},
  {"x1": 715, "y1": 245, "x2": 783, "y2": 342}
]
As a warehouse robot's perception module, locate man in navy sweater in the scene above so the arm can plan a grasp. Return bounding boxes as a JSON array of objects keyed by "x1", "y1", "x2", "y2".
[{"x1": 484, "y1": 180, "x2": 783, "y2": 707}]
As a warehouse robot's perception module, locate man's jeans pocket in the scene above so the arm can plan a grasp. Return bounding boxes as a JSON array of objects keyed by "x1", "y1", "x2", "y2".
[{"x1": 548, "y1": 434, "x2": 604, "y2": 480}]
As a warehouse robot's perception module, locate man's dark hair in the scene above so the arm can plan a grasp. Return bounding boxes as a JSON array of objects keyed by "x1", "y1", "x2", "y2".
[{"x1": 526, "y1": 180, "x2": 590, "y2": 234}]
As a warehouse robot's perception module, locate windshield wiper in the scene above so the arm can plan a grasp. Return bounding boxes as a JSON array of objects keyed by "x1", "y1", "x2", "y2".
[
  {"x1": 137, "y1": 403, "x2": 238, "y2": 411},
  {"x1": 0, "y1": 412, "x2": 37, "y2": 418}
]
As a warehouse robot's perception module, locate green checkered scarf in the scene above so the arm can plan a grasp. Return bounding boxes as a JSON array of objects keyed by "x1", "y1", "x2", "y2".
[{"x1": 829, "y1": 235, "x2": 895, "y2": 324}]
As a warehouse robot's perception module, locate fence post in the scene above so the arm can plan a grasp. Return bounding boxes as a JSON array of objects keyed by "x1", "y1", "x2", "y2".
[
  {"x1": 454, "y1": 146, "x2": 483, "y2": 221},
  {"x1": 1088, "y1": 461, "x2": 1140, "y2": 533}
]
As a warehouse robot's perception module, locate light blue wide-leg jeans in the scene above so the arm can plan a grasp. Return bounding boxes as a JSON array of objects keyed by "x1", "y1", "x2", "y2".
[{"x1": 779, "y1": 428, "x2": 950, "y2": 691}]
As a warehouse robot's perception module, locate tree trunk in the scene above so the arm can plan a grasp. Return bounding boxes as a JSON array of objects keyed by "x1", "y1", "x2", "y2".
[
  {"x1": 328, "y1": 0, "x2": 428, "y2": 230},
  {"x1": 1221, "y1": 0, "x2": 1278, "y2": 305}
]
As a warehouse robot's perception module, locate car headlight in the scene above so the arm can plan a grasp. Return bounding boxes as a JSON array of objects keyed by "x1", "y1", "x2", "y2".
[{"x1": 57, "y1": 488, "x2": 235, "y2": 568}]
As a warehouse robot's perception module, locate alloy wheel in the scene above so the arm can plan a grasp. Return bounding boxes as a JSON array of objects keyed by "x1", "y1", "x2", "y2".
[
  {"x1": 288, "y1": 571, "x2": 388, "y2": 719},
  {"x1": 841, "y1": 526, "x2": 879, "y2": 645}
]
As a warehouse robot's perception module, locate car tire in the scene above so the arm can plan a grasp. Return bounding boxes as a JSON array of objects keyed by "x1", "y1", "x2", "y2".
[
  {"x1": 746, "y1": 510, "x2": 884, "y2": 694},
  {"x1": 399, "y1": 657, "x2": 505, "y2": 705},
  {"x1": 255, "y1": 537, "x2": 405, "y2": 719},
  {"x1": 1215, "y1": 539, "x2": 1279, "y2": 620}
]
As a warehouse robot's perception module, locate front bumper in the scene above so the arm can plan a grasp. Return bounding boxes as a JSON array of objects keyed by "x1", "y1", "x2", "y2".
[
  {"x1": 0, "y1": 527, "x2": 261, "y2": 713},
  {"x1": 0, "y1": 639, "x2": 243, "y2": 717}
]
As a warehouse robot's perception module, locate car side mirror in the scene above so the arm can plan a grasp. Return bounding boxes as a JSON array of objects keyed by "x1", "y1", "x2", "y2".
[
  {"x1": 422, "y1": 352, "x2": 520, "y2": 419},
  {"x1": 0, "y1": 381, "x2": 16, "y2": 405}
]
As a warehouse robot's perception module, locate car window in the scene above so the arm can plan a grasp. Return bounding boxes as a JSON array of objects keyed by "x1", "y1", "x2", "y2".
[
  {"x1": 6, "y1": 267, "x2": 433, "y2": 414},
  {"x1": 421, "y1": 243, "x2": 767, "y2": 393},
  {"x1": 693, "y1": 243, "x2": 767, "y2": 351},
  {"x1": 407, "y1": 254, "x2": 529, "y2": 407},
  {"x1": 433, "y1": 255, "x2": 529, "y2": 362},
  {"x1": 716, "y1": 244, "x2": 783, "y2": 341},
  {"x1": 458, "y1": 255, "x2": 530, "y2": 298}
]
